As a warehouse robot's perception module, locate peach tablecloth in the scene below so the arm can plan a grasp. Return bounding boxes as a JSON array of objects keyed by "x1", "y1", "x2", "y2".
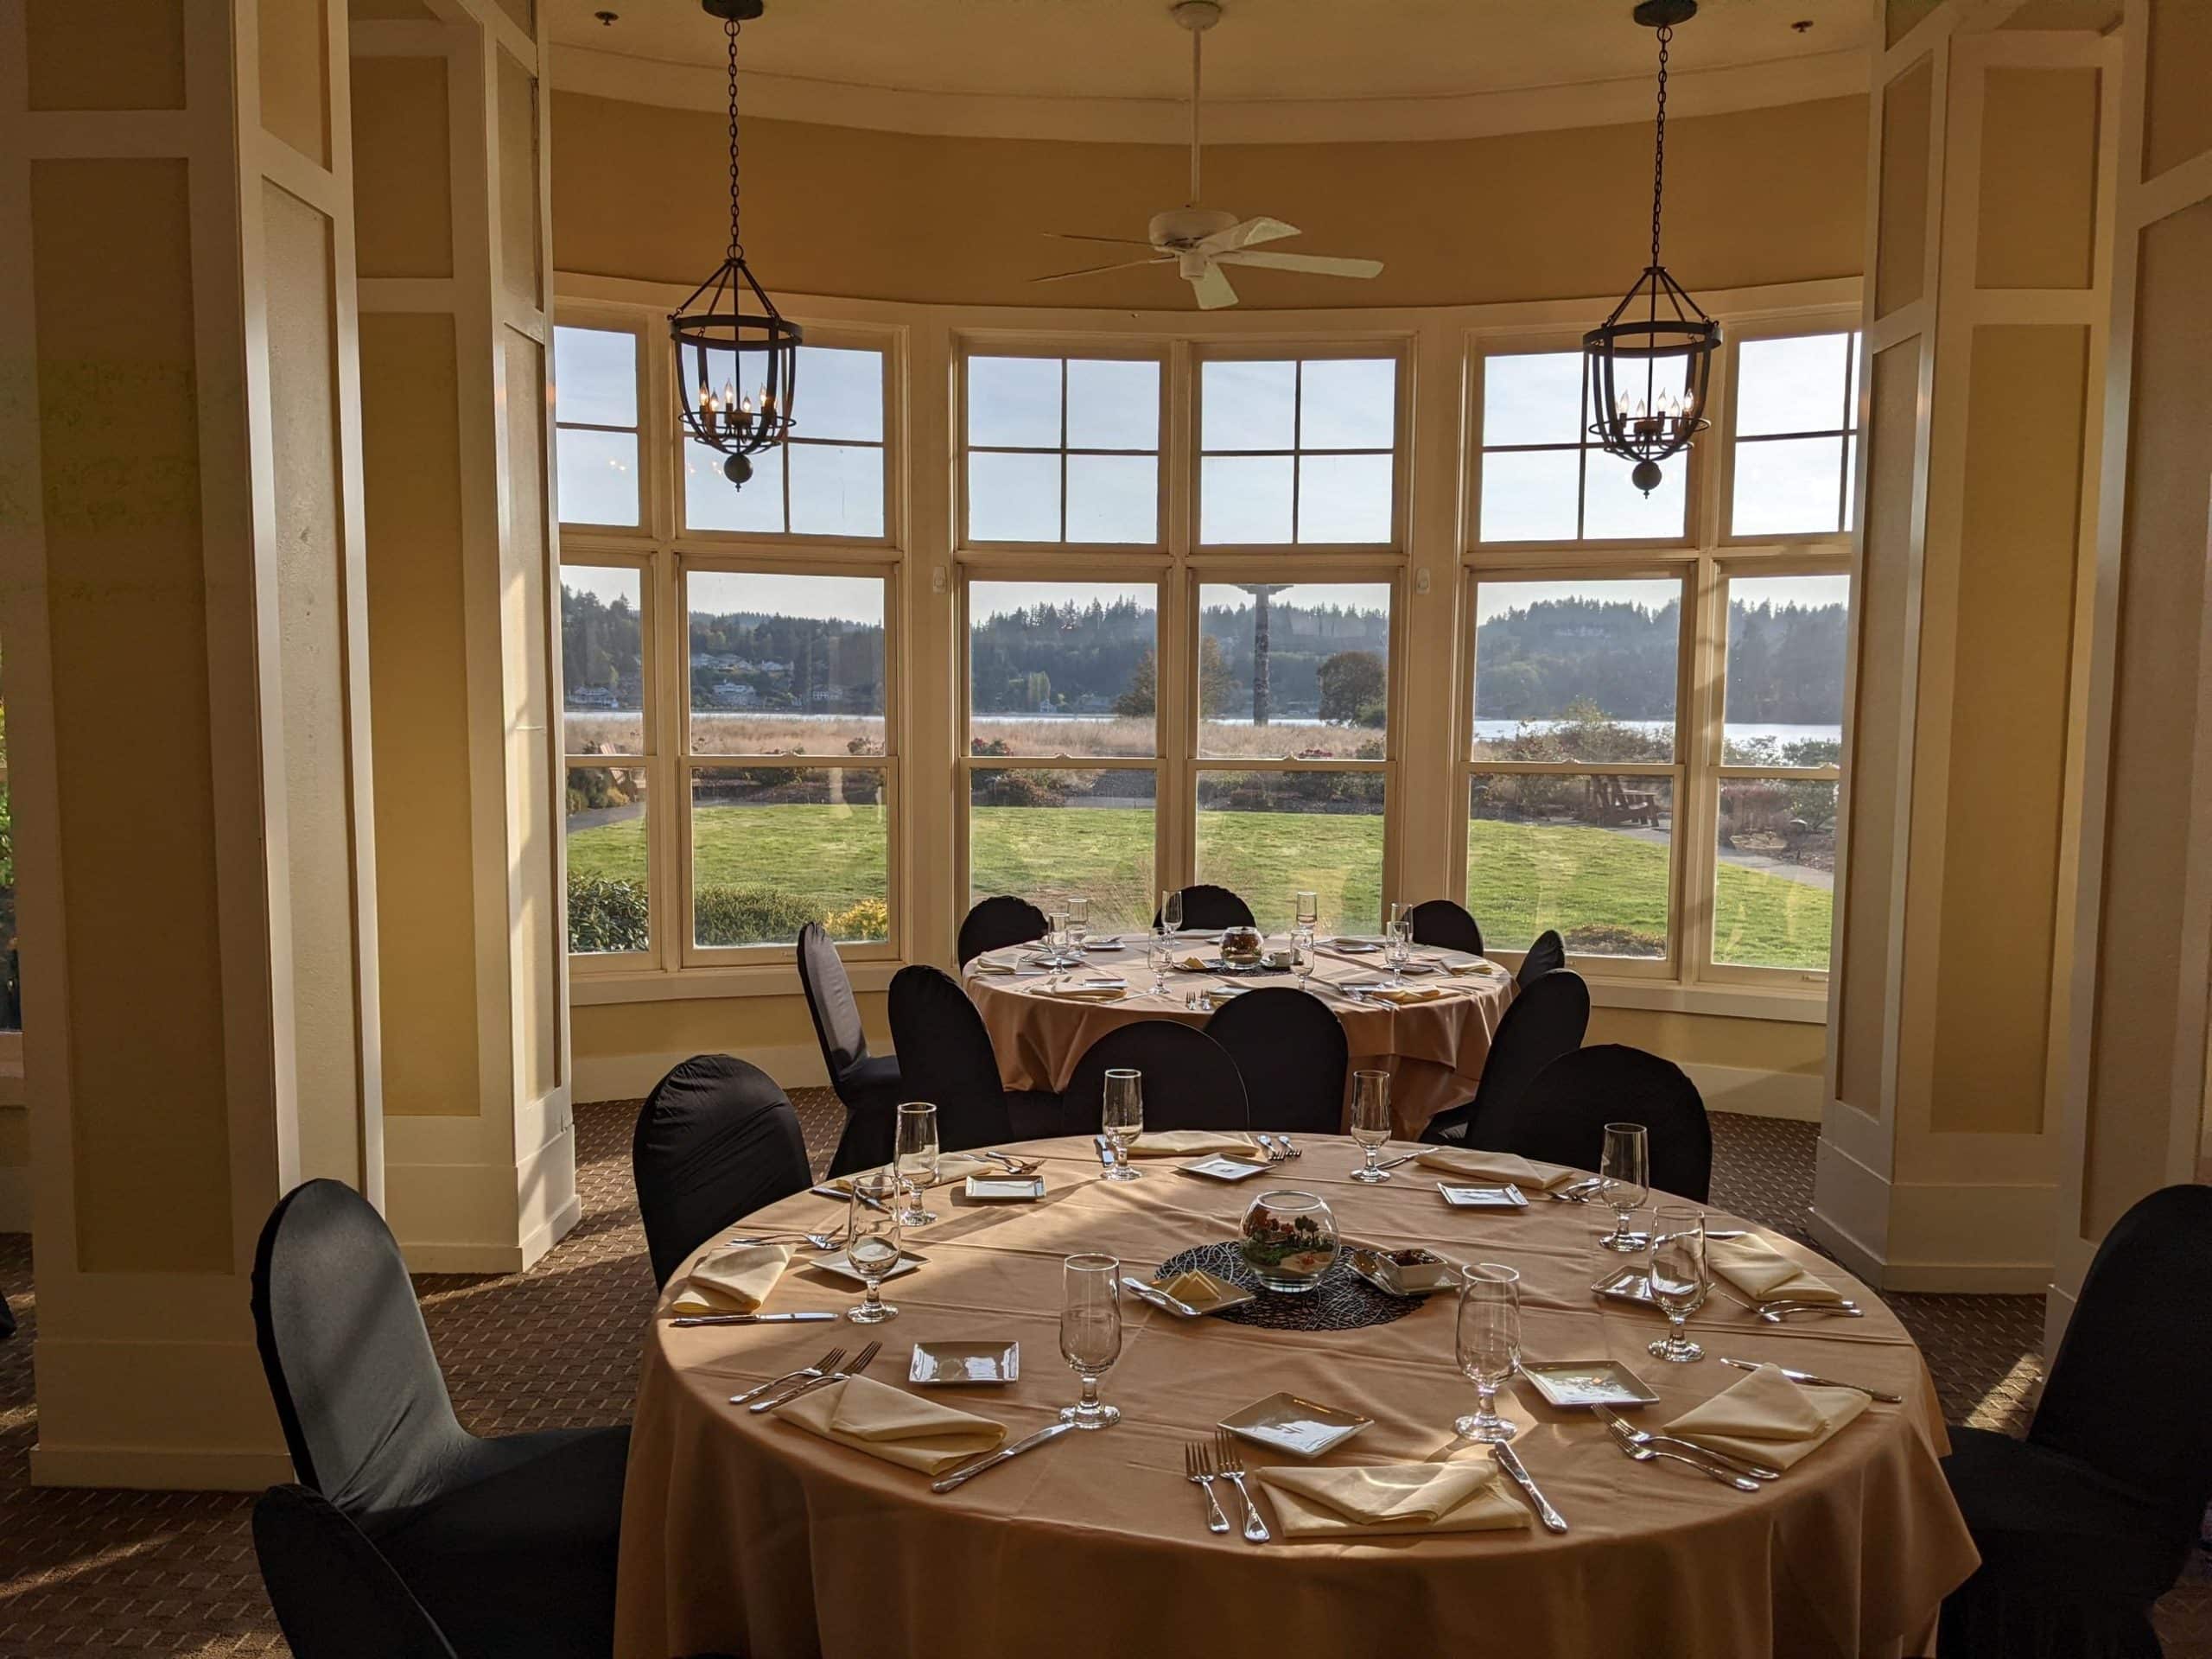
[
  {"x1": 614, "y1": 1135, "x2": 1977, "y2": 1659},
  {"x1": 964, "y1": 941, "x2": 1515, "y2": 1135}
]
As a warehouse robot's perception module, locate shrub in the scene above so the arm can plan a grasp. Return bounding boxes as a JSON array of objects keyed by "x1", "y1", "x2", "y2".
[
  {"x1": 695, "y1": 884, "x2": 830, "y2": 947},
  {"x1": 567, "y1": 874, "x2": 648, "y2": 954},
  {"x1": 828, "y1": 896, "x2": 890, "y2": 940}
]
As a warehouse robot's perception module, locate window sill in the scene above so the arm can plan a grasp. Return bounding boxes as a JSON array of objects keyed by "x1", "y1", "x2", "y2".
[
  {"x1": 1581, "y1": 977, "x2": 1828, "y2": 1025},
  {"x1": 569, "y1": 960, "x2": 903, "y2": 1005}
]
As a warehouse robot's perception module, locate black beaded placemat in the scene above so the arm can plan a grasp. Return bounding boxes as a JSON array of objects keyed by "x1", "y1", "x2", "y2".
[{"x1": 1154, "y1": 1241, "x2": 1425, "y2": 1332}]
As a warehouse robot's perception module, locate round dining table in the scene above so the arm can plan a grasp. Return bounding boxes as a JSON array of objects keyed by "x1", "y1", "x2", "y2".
[
  {"x1": 963, "y1": 939, "x2": 1516, "y2": 1137},
  {"x1": 613, "y1": 1135, "x2": 1978, "y2": 1659}
]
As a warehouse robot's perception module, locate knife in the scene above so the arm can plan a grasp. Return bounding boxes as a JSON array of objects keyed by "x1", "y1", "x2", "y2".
[
  {"x1": 814, "y1": 1182, "x2": 887, "y2": 1211},
  {"x1": 931, "y1": 1422, "x2": 1076, "y2": 1493},
  {"x1": 1719, "y1": 1357, "x2": 1904, "y2": 1404},
  {"x1": 1491, "y1": 1443, "x2": 1568, "y2": 1533},
  {"x1": 671, "y1": 1311, "x2": 838, "y2": 1326},
  {"x1": 1121, "y1": 1275, "x2": 1198, "y2": 1318},
  {"x1": 1092, "y1": 1134, "x2": 1119, "y2": 1171}
]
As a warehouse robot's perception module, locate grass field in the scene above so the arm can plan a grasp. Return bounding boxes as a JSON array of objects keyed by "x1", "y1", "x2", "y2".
[{"x1": 567, "y1": 803, "x2": 1834, "y2": 969}]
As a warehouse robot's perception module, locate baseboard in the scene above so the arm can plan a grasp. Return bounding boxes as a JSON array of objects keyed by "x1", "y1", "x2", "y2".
[
  {"x1": 30, "y1": 1443, "x2": 296, "y2": 1492},
  {"x1": 2042, "y1": 1280, "x2": 2078, "y2": 1358},
  {"x1": 0, "y1": 1159, "x2": 29, "y2": 1232},
  {"x1": 1681, "y1": 1063, "x2": 1821, "y2": 1122},
  {"x1": 572, "y1": 1039, "x2": 830, "y2": 1104},
  {"x1": 1807, "y1": 1132, "x2": 2057, "y2": 1292}
]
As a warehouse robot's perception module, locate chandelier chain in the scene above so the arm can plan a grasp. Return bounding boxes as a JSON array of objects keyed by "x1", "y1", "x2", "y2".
[
  {"x1": 1650, "y1": 23, "x2": 1670, "y2": 270},
  {"x1": 725, "y1": 16, "x2": 744, "y2": 262}
]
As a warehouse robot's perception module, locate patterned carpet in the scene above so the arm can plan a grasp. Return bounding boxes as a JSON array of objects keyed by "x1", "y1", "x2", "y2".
[{"x1": 0, "y1": 1097, "x2": 2202, "y2": 1656}]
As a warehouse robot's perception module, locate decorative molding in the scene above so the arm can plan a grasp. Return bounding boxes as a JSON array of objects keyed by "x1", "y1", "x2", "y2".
[
  {"x1": 29, "y1": 1444, "x2": 297, "y2": 1494},
  {"x1": 1679, "y1": 1064, "x2": 1823, "y2": 1122},
  {"x1": 0, "y1": 1159, "x2": 28, "y2": 1233},
  {"x1": 575, "y1": 1040, "x2": 829, "y2": 1105}
]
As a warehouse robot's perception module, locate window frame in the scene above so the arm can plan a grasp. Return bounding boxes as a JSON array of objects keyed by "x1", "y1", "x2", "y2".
[
  {"x1": 1716, "y1": 321, "x2": 1866, "y2": 545},
  {"x1": 560, "y1": 550, "x2": 659, "y2": 973},
  {"x1": 552, "y1": 320, "x2": 645, "y2": 532}
]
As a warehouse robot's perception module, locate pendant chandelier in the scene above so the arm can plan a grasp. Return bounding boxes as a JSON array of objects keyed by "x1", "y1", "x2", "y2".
[
  {"x1": 670, "y1": 0, "x2": 799, "y2": 493},
  {"x1": 1584, "y1": 0, "x2": 1719, "y2": 497}
]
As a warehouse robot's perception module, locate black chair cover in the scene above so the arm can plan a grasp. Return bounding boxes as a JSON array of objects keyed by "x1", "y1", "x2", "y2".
[
  {"x1": 253, "y1": 1484, "x2": 458, "y2": 1659},
  {"x1": 251, "y1": 1180, "x2": 629, "y2": 1659},
  {"x1": 1939, "y1": 1184, "x2": 2212, "y2": 1659},
  {"x1": 1407, "y1": 899, "x2": 1484, "y2": 957},
  {"x1": 632, "y1": 1054, "x2": 811, "y2": 1287},
  {"x1": 1516, "y1": 928, "x2": 1567, "y2": 988},
  {"x1": 1153, "y1": 884, "x2": 1255, "y2": 931},
  {"x1": 1065, "y1": 1020, "x2": 1249, "y2": 1134},
  {"x1": 1492, "y1": 1045, "x2": 1710, "y2": 1202},
  {"x1": 797, "y1": 921, "x2": 906, "y2": 1176},
  {"x1": 0, "y1": 1293, "x2": 14, "y2": 1340},
  {"x1": 1205, "y1": 988, "x2": 1348, "y2": 1134},
  {"x1": 888, "y1": 964, "x2": 1020, "y2": 1150},
  {"x1": 1419, "y1": 968, "x2": 1590, "y2": 1147},
  {"x1": 958, "y1": 895, "x2": 1048, "y2": 966}
]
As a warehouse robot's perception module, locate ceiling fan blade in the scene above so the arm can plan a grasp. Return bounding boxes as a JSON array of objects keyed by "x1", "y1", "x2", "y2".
[
  {"x1": 1188, "y1": 262, "x2": 1240, "y2": 310},
  {"x1": 1215, "y1": 250, "x2": 1385, "y2": 278},
  {"x1": 1032, "y1": 257, "x2": 1174, "y2": 283},
  {"x1": 1196, "y1": 215, "x2": 1301, "y2": 255},
  {"x1": 1044, "y1": 231, "x2": 1162, "y2": 250}
]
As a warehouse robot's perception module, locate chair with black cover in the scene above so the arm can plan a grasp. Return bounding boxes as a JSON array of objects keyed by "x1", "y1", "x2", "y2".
[
  {"x1": 797, "y1": 921, "x2": 906, "y2": 1176},
  {"x1": 1205, "y1": 988, "x2": 1348, "y2": 1134},
  {"x1": 958, "y1": 894, "x2": 1048, "y2": 966},
  {"x1": 1938, "y1": 1184, "x2": 2212, "y2": 1659},
  {"x1": 1407, "y1": 899, "x2": 1484, "y2": 957},
  {"x1": 0, "y1": 1294, "x2": 14, "y2": 1341},
  {"x1": 1154, "y1": 883, "x2": 1256, "y2": 931},
  {"x1": 632, "y1": 1053, "x2": 811, "y2": 1287},
  {"x1": 888, "y1": 963, "x2": 1063, "y2": 1146},
  {"x1": 251, "y1": 1180, "x2": 630, "y2": 1659},
  {"x1": 1489, "y1": 1045, "x2": 1710, "y2": 1202},
  {"x1": 1516, "y1": 927, "x2": 1567, "y2": 988},
  {"x1": 1065, "y1": 1020, "x2": 1249, "y2": 1134},
  {"x1": 1418, "y1": 968, "x2": 1590, "y2": 1148},
  {"x1": 253, "y1": 1484, "x2": 459, "y2": 1659}
]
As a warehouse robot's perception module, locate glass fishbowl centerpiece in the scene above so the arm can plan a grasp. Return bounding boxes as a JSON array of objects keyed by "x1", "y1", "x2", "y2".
[{"x1": 1239, "y1": 1190, "x2": 1340, "y2": 1293}]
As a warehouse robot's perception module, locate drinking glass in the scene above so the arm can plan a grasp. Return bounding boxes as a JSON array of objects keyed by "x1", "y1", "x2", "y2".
[
  {"x1": 1066, "y1": 895, "x2": 1090, "y2": 955},
  {"x1": 1647, "y1": 1207, "x2": 1709, "y2": 1363},
  {"x1": 1147, "y1": 926, "x2": 1174, "y2": 995},
  {"x1": 893, "y1": 1102, "x2": 939, "y2": 1227},
  {"x1": 1453, "y1": 1263, "x2": 1521, "y2": 1442},
  {"x1": 1598, "y1": 1122, "x2": 1650, "y2": 1251},
  {"x1": 1385, "y1": 904, "x2": 1412, "y2": 987},
  {"x1": 1100, "y1": 1068, "x2": 1143, "y2": 1181},
  {"x1": 1295, "y1": 890, "x2": 1320, "y2": 931},
  {"x1": 1044, "y1": 907, "x2": 1071, "y2": 984},
  {"x1": 1161, "y1": 887, "x2": 1184, "y2": 934},
  {"x1": 1292, "y1": 925, "x2": 1316, "y2": 987},
  {"x1": 1058, "y1": 1254, "x2": 1123, "y2": 1429},
  {"x1": 1348, "y1": 1069, "x2": 1393, "y2": 1182},
  {"x1": 844, "y1": 1172, "x2": 903, "y2": 1324}
]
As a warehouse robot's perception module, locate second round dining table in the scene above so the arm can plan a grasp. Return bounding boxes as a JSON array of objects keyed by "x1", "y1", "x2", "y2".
[{"x1": 613, "y1": 1134, "x2": 1979, "y2": 1659}]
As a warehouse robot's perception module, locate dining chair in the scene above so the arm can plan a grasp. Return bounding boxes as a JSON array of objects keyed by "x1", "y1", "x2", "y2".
[
  {"x1": 957, "y1": 894, "x2": 1048, "y2": 966},
  {"x1": 1153, "y1": 883, "x2": 1256, "y2": 931},
  {"x1": 1204, "y1": 987, "x2": 1348, "y2": 1134},
  {"x1": 632, "y1": 1053, "x2": 812, "y2": 1287},
  {"x1": 1516, "y1": 927, "x2": 1567, "y2": 988},
  {"x1": 887, "y1": 964, "x2": 1063, "y2": 1147},
  {"x1": 1065, "y1": 1020, "x2": 1250, "y2": 1133},
  {"x1": 796, "y1": 921, "x2": 906, "y2": 1176},
  {"x1": 1938, "y1": 1183, "x2": 2212, "y2": 1659},
  {"x1": 253, "y1": 1484, "x2": 460, "y2": 1659},
  {"x1": 1407, "y1": 899, "x2": 1484, "y2": 957},
  {"x1": 251, "y1": 1180, "x2": 630, "y2": 1659},
  {"x1": 1417, "y1": 968, "x2": 1591, "y2": 1147},
  {"x1": 1491, "y1": 1044, "x2": 1710, "y2": 1201}
]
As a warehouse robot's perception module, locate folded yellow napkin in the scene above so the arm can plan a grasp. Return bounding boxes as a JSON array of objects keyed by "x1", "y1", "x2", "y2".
[
  {"x1": 1126, "y1": 1129, "x2": 1262, "y2": 1158},
  {"x1": 1257, "y1": 1459, "x2": 1532, "y2": 1540},
  {"x1": 1414, "y1": 1148, "x2": 1583, "y2": 1192},
  {"x1": 1707, "y1": 1235, "x2": 1850, "y2": 1305},
  {"x1": 1663, "y1": 1363, "x2": 1871, "y2": 1470},
  {"x1": 1035, "y1": 983, "x2": 1128, "y2": 1002},
  {"x1": 669, "y1": 1243, "x2": 791, "y2": 1315},
  {"x1": 779, "y1": 1374, "x2": 1007, "y2": 1476},
  {"x1": 1362, "y1": 984, "x2": 1444, "y2": 1005},
  {"x1": 1444, "y1": 961, "x2": 1496, "y2": 977},
  {"x1": 830, "y1": 1152, "x2": 998, "y2": 1192},
  {"x1": 1177, "y1": 955, "x2": 1211, "y2": 973},
  {"x1": 968, "y1": 959, "x2": 1018, "y2": 976}
]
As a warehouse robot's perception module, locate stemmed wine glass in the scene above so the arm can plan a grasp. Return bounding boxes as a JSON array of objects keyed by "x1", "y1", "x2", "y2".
[
  {"x1": 1147, "y1": 926, "x2": 1173, "y2": 995},
  {"x1": 1066, "y1": 895, "x2": 1090, "y2": 957},
  {"x1": 844, "y1": 1172, "x2": 902, "y2": 1324},
  {"x1": 1385, "y1": 903, "x2": 1412, "y2": 988},
  {"x1": 1101, "y1": 1068, "x2": 1143, "y2": 1181},
  {"x1": 1348, "y1": 1069, "x2": 1393, "y2": 1182},
  {"x1": 1044, "y1": 906, "x2": 1071, "y2": 988},
  {"x1": 1598, "y1": 1122, "x2": 1649, "y2": 1251},
  {"x1": 1160, "y1": 887, "x2": 1185, "y2": 935},
  {"x1": 1296, "y1": 890, "x2": 1319, "y2": 931},
  {"x1": 1058, "y1": 1254, "x2": 1123, "y2": 1429},
  {"x1": 1453, "y1": 1262, "x2": 1521, "y2": 1443},
  {"x1": 1647, "y1": 1207, "x2": 1709, "y2": 1363},
  {"x1": 1293, "y1": 890, "x2": 1319, "y2": 987},
  {"x1": 893, "y1": 1101, "x2": 938, "y2": 1228}
]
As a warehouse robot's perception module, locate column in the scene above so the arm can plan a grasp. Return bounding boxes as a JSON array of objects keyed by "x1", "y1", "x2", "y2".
[{"x1": 0, "y1": 0, "x2": 380, "y2": 1485}]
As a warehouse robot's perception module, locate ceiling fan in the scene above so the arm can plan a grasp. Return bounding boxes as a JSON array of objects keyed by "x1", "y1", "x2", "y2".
[{"x1": 1033, "y1": 0, "x2": 1384, "y2": 310}]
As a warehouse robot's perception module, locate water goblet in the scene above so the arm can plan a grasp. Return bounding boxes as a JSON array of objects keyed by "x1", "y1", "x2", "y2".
[
  {"x1": 844, "y1": 1172, "x2": 903, "y2": 1324},
  {"x1": 1647, "y1": 1207, "x2": 1709, "y2": 1363},
  {"x1": 1066, "y1": 895, "x2": 1090, "y2": 956},
  {"x1": 1348, "y1": 1069, "x2": 1392, "y2": 1182},
  {"x1": 893, "y1": 1101, "x2": 938, "y2": 1228},
  {"x1": 1058, "y1": 1254, "x2": 1123, "y2": 1429},
  {"x1": 1453, "y1": 1263, "x2": 1522, "y2": 1443},
  {"x1": 1161, "y1": 887, "x2": 1184, "y2": 934},
  {"x1": 1292, "y1": 925, "x2": 1316, "y2": 987},
  {"x1": 1598, "y1": 1122, "x2": 1649, "y2": 1252},
  {"x1": 1147, "y1": 927, "x2": 1173, "y2": 995},
  {"x1": 1101, "y1": 1068, "x2": 1143, "y2": 1181},
  {"x1": 1295, "y1": 890, "x2": 1319, "y2": 931},
  {"x1": 1044, "y1": 907, "x2": 1071, "y2": 987},
  {"x1": 1385, "y1": 912, "x2": 1413, "y2": 988}
]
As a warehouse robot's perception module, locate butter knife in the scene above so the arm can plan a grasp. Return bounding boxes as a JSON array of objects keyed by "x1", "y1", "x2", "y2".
[
  {"x1": 1719, "y1": 1357, "x2": 1904, "y2": 1404},
  {"x1": 932, "y1": 1421, "x2": 1075, "y2": 1493},
  {"x1": 1491, "y1": 1444, "x2": 1567, "y2": 1533},
  {"x1": 671, "y1": 1311, "x2": 838, "y2": 1326},
  {"x1": 1121, "y1": 1274, "x2": 1198, "y2": 1318},
  {"x1": 813, "y1": 1182, "x2": 888, "y2": 1212},
  {"x1": 1092, "y1": 1134, "x2": 1115, "y2": 1170}
]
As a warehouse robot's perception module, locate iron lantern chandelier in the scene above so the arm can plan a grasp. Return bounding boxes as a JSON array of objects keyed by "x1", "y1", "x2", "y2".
[
  {"x1": 671, "y1": 0, "x2": 799, "y2": 493},
  {"x1": 1584, "y1": 0, "x2": 1719, "y2": 496}
]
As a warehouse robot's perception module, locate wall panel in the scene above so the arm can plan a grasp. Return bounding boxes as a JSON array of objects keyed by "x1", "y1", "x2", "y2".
[
  {"x1": 353, "y1": 55, "x2": 454, "y2": 280},
  {"x1": 1876, "y1": 60, "x2": 1933, "y2": 319},
  {"x1": 1977, "y1": 68, "x2": 2100, "y2": 291},
  {"x1": 502, "y1": 329, "x2": 560, "y2": 1103},
  {"x1": 24, "y1": 0, "x2": 186, "y2": 111}
]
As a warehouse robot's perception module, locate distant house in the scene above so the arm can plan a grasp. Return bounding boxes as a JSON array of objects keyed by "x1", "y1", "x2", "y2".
[
  {"x1": 569, "y1": 685, "x2": 618, "y2": 709},
  {"x1": 708, "y1": 683, "x2": 759, "y2": 708}
]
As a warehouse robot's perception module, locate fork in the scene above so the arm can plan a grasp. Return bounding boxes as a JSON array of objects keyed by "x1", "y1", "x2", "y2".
[
  {"x1": 728, "y1": 1230, "x2": 840, "y2": 1251},
  {"x1": 1184, "y1": 1441, "x2": 1231, "y2": 1534},
  {"x1": 981, "y1": 1150, "x2": 1041, "y2": 1175},
  {"x1": 749, "y1": 1340, "x2": 881, "y2": 1413},
  {"x1": 1592, "y1": 1406, "x2": 1780, "y2": 1481},
  {"x1": 1603, "y1": 1420, "x2": 1759, "y2": 1491},
  {"x1": 1211, "y1": 1431, "x2": 1271, "y2": 1542},
  {"x1": 728, "y1": 1346, "x2": 844, "y2": 1406}
]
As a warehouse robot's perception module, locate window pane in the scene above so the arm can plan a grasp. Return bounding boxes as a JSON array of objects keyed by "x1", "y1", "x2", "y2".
[
  {"x1": 1299, "y1": 358, "x2": 1395, "y2": 449},
  {"x1": 1482, "y1": 351, "x2": 1585, "y2": 448},
  {"x1": 1713, "y1": 779, "x2": 1837, "y2": 969},
  {"x1": 968, "y1": 356, "x2": 1060, "y2": 448},
  {"x1": 1198, "y1": 582, "x2": 1391, "y2": 758},
  {"x1": 1200, "y1": 454, "x2": 1293, "y2": 543},
  {"x1": 561, "y1": 566, "x2": 645, "y2": 753},
  {"x1": 1473, "y1": 577, "x2": 1681, "y2": 760},
  {"x1": 1065, "y1": 359, "x2": 1159, "y2": 449},
  {"x1": 690, "y1": 766, "x2": 888, "y2": 946},
  {"x1": 1732, "y1": 435, "x2": 1845, "y2": 537},
  {"x1": 788, "y1": 442, "x2": 886, "y2": 538},
  {"x1": 969, "y1": 767, "x2": 1156, "y2": 938},
  {"x1": 688, "y1": 571, "x2": 886, "y2": 753},
  {"x1": 798, "y1": 346, "x2": 883, "y2": 442},
  {"x1": 1722, "y1": 574, "x2": 1849, "y2": 764},
  {"x1": 968, "y1": 450, "x2": 1060, "y2": 542},
  {"x1": 1066, "y1": 454, "x2": 1157, "y2": 543},
  {"x1": 566, "y1": 764, "x2": 648, "y2": 955},
  {"x1": 1195, "y1": 770, "x2": 1387, "y2": 935},
  {"x1": 969, "y1": 581, "x2": 1157, "y2": 758},
  {"x1": 1202, "y1": 359, "x2": 1296, "y2": 451},
  {"x1": 1298, "y1": 453, "x2": 1393, "y2": 543},
  {"x1": 556, "y1": 428, "x2": 639, "y2": 526},
  {"x1": 685, "y1": 440, "x2": 783, "y2": 532},
  {"x1": 1479, "y1": 448, "x2": 1580, "y2": 542},
  {"x1": 1468, "y1": 772, "x2": 1673, "y2": 960},
  {"x1": 1736, "y1": 334, "x2": 1852, "y2": 436},
  {"x1": 1582, "y1": 450, "x2": 1688, "y2": 540},
  {"x1": 553, "y1": 326, "x2": 635, "y2": 427}
]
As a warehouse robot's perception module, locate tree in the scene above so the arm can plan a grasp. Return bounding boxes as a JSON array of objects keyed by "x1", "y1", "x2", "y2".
[
  {"x1": 1317, "y1": 651, "x2": 1386, "y2": 726},
  {"x1": 1198, "y1": 635, "x2": 1234, "y2": 720},
  {"x1": 1114, "y1": 649, "x2": 1157, "y2": 717}
]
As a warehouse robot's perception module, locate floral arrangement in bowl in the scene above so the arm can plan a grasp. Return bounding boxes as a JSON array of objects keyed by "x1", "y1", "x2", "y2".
[{"x1": 1239, "y1": 1190, "x2": 1340, "y2": 1294}]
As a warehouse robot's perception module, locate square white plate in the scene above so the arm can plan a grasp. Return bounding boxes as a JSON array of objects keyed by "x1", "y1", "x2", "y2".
[
  {"x1": 908, "y1": 1340, "x2": 1019, "y2": 1386},
  {"x1": 1177, "y1": 1156, "x2": 1272, "y2": 1182},
  {"x1": 1218, "y1": 1391, "x2": 1375, "y2": 1459},
  {"x1": 963, "y1": 1175, "x2": 1046, "y2": 1202},
  {"x1": 1438, "y1": 1183, "x2": 1530, "y2": 1209},
  {"x1": 807, "y1": 1249, "x2": 925, "y2": 1286},
  {"x1": 1326, "y1": 937, "x2": 1382, "y2": 953},
  {"x1": 1517, "y1": 1359, "x2": 1662, "y2": 1408}
]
